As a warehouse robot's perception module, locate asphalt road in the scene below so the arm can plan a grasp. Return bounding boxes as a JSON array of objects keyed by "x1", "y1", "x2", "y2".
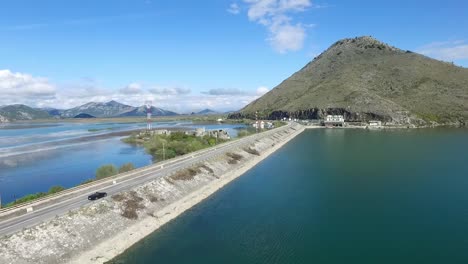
[{"x1": 0, "y1": 124, "x2": 294, "y2": 236}]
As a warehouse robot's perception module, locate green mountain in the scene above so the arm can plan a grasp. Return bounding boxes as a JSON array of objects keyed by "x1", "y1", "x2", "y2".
[
  {"x1": 0, "y1": 105, "x2": 51, "y2": 122},
  {"x1": 235, "y1": 36, "x2": 468, "y2": 126}
]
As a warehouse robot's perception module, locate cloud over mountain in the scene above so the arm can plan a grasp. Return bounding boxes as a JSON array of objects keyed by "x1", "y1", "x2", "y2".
[
  {"x1": 242, "y1": 0, "x2": 312, "y2": 53},
  {"x1": 148, "y1": 86, "x2": 191, "y2": 95},
  {"x1": 0, "y1": 70, "x2": 263, "y2": 113},
  {"x1": 0, "y1": 70, "x2": 56, "y2": 103},
  {"x1": 417, "y1": 40, "x2": 468, "y2": 62}
]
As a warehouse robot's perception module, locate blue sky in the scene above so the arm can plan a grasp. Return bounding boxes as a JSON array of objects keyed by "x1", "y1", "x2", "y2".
[{"x1": 0, "y1": 0, "x2": 467, "y2": 112}]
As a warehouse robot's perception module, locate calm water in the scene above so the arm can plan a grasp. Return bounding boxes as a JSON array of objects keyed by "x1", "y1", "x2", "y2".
[
  {"x1": 0, "y1": 121, "x2": 245, "y2": 204},
  {"x1": 112, "y1": 128, "x2": 468, "y2": 264}
]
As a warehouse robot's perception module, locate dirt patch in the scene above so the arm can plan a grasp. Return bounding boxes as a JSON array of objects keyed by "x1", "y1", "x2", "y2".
[
  {"x1": 170, "y1": 167, "x2": 202, "y2": 181},
  {"x1": 147, "y1": 194, "x2": 160, "y2": 203},
  {"x1": 200, "y1": 164, "x2": 214, "y2": 174},
  {"x1": 120, "y1": 192, "x2": 145, "y2": 220},
  {"x1": 243, "y1": 147, "x2": 260, "y2": 156},
  {"x1": 111, "y1": 194, "x2": 125, "y2": 202},
  {"x1": 226, "y1": 152, "x2": 243, "y2": 164}
]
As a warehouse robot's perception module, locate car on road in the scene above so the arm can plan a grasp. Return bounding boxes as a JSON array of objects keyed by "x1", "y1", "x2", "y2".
[{"x1": 88, "y1": 192, "x2": 107, "y2": 200}]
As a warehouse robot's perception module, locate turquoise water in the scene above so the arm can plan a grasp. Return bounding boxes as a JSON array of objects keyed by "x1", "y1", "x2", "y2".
[
  {"x1": 111, "y1": 128, "x2": 468, "y2": 264},
  {"x1": 0, "y1": 121, "x2": 245, "y2": 204}
]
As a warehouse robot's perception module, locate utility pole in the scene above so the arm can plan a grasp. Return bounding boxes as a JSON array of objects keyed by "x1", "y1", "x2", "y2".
[
  {"x1": 255, "y1": 111, "x2": 259, "y2": 133},
  {"x1": 162, "y1": 142, "x2": 165, "y2": 161},
  {"x1": 145, "y1": 100, "x2": 152, "y2": 131}
]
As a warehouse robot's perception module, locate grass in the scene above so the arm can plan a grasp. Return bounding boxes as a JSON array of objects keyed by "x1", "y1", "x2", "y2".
[
  {"x1": 237, "y1": 129, "x2": 255, "y2": 138},
  {"x1": 418, "y1": 113, "x2": 442, "y2": 123},
  {"x1": 5, "y1": 186, "x2": 66, "y2": 207},
  {"x1": 88, "y1": 127, "x2": 117, "y2": 132},
  {"x1": 235, "y1": 36, "x2": 468, "y2": 125}
]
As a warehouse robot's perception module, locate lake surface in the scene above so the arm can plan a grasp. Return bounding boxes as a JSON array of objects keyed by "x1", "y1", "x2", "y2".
[
  {"x1": 0, "y1": 121, "x2": 245, "y2": 204},
  {"x1": 112, "y1": 128, "x2": 468, "y2": 264}
]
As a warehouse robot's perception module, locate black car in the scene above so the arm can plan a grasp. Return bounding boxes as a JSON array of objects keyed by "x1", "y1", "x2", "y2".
[{"x1": 88, "y1": 192, "x2": 107, "y2": 200}]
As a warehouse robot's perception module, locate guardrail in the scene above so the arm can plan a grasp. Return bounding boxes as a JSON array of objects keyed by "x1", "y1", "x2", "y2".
[{"x1": 0, "y1": 123, "x2": 297, "y2": 217}]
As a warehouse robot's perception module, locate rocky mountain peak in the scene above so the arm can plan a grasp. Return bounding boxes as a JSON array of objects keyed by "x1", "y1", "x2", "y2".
[{"x1": 331, "y1": 36, "x2": 400, "y2": 51}]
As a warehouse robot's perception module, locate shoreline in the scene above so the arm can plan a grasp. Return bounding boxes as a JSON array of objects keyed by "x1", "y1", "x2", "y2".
[{"x1": 69, "y1": 125, "x2": 305, "y2": 264}]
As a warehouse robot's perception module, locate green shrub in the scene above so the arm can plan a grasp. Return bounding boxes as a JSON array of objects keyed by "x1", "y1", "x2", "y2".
[
  {"x1": 96, "y1": 164, "x2": 118, "y2": 180},
  {"x1": 119, "y1": 163, "x2": 135, "y2": 173},
  {"x1": 135, "y1": 132, "x2": 223, "y2": 161}
]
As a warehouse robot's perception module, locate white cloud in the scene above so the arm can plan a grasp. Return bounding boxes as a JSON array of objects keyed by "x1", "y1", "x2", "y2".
[
  {"x1": 417, "y1": 40, "x2": 468, "y2": 61},
  {"x1": 228, "y1": 3, "x2": 241, "y2": 14},
  {"x1": 149, "y1": 86, "x2": 191, "y2": 95},
  {"x1": 256, "y1": 86, "x2": 269, "y2": 95},
  {"x1": 268, "y1": 23, "x2": 305, "y2": 53},
  {"x1": 203, "y1": 88, "x2": 247, "y2": 95},
  {"x1": 0, "y1": 70, "x2": 56, "y2": 105},
  {"x1": 0, "y1": 70, "x2": 263, "y2": 113},
  {"x1": 119, "y1": 82, "x2": 142, "y2": 94},
  {"x1": 243, "y1": 0, "x2": 312, "y2": 53}
]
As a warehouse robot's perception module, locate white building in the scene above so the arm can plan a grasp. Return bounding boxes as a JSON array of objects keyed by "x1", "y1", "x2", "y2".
[
  {"x1": 368, "y1": 120, "x2": 382, "y2": 128},
  {"x1": 324, "y1": 115, "x2": 345, "y2": 127},
  {"x1": 252, "y1": 121, "x2": 265, "y2": 129},
  {"x1": 154, "y1": 129, "x2": 171, "y2": 135}
]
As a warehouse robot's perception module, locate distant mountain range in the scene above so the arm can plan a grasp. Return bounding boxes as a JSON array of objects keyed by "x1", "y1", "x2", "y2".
[
  {"x1": 195, "y1": 109, "x2": 219, "y2": 115},
  {"x1": 235, "y1": 36, "x2": 468, "y2": 126},
  {"x1": 0, "y1": 100, "x2": 179, "y2": 122}
]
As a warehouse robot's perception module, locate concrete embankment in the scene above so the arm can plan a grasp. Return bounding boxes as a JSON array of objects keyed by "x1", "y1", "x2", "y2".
[{"x1": 0, "y1": 123, "x2": 304, "y2": 264}]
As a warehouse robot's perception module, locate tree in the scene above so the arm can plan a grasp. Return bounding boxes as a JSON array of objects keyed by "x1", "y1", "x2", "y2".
[
  {"x1": 119, "y1": 163, "x2": 135, "y2": 173},
  {"x1": 96, "y1": 164, "x2": 118, "y2": 180}
]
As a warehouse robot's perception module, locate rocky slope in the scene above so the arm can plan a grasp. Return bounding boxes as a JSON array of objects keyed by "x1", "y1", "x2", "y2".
[
  {"x1": 0, "y1": 114, "x2": 9, "y2": 123},
  {"x1": 236, "y1": 36, "x2": 468, "y2": 126},
  {"x1": 60, "y1": 100, "x2": 136, "y2": 118},
  {"x1": 118, "y1": 105, "x2": 178, "y2": 117}
]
